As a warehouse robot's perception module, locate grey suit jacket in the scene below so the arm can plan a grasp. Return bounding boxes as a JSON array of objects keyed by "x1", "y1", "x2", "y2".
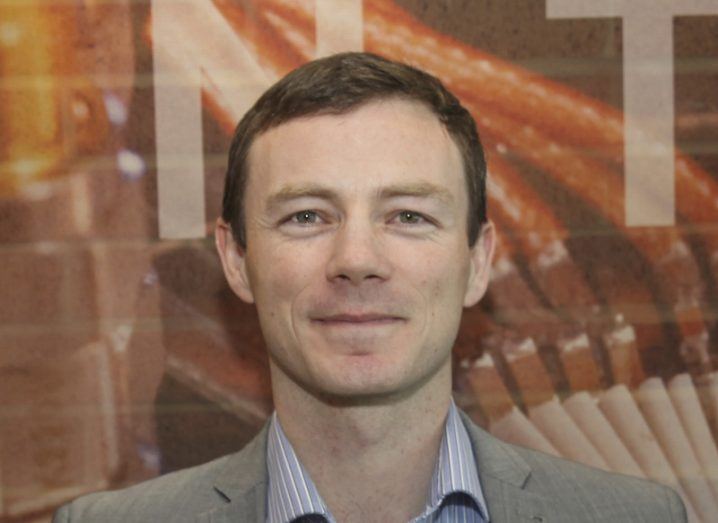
[{"x1": 53, "y1": 411, "x2": 687, "y2": 522}]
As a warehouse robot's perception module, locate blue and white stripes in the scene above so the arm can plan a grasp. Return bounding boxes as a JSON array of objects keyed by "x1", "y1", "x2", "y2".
[
  {"x1": 266, "y1": 412, "x2": 330, "y2": 522},
  {"x1": 413, "y1": 402, "x2": 489, "y2": 522},
  {"x1": 266, "y1": 401, "x2": 489, "y2": 523}
]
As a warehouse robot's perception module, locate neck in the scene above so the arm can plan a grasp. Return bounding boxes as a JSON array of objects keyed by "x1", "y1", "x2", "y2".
[{"x1": 271, "y1": 360, "x2": 452, "y2": 523}]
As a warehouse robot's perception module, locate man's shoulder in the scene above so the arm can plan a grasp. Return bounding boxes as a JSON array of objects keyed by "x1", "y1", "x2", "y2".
[
  {"x1": 522, "y1": 443, "x2": 685, "y2": 520},
  {"x1": 461, "y1": 412, "x2": 686, "y2": 522},
  {"x1": 513, "y1": 440, "x2": 681, "y2": 505},
  {"x1": 53, "y1": 423, "x2": 269, "y2": 523},
  {"x1": 53, "y1": 453, "x2": 232, "y2": 523}
]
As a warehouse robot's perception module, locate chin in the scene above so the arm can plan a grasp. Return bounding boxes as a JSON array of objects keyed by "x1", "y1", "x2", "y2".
[
  {"x1": 312, "y1": 380, "x2": 411, "y2": 405},
  {"x1": 308, "y1": 354, "x2": 444, "y2": 404}
]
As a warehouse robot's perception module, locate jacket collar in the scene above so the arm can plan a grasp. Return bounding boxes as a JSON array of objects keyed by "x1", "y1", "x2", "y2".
[
  {"x1": 199, "y1": 419, "x2": 271, "y2": 523},
  {"x1": 199, "y1": 409, "x2": 561, "y2": 523},
  {"x1": 459, "y1": 410, "x2": 532, "y2": 489},
  {"x1": 459, "y1": 410, "x2": 568, "y2": 523}
]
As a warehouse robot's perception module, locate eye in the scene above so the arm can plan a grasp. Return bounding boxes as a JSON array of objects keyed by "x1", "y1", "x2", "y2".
[
  {"x1": 395, "y1": 210, "x2": 429, "y2": 225},
  {"x1": 287, "y1": 210, "x2": 321, "y2": 225}
]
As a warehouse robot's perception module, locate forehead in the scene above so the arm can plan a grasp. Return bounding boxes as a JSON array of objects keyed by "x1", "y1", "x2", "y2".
[{"x1": 245, "y1": 99, "x2": 465, "y2": 203}]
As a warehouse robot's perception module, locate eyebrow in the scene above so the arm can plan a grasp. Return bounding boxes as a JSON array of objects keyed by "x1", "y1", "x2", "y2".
[{"x1": 265, "y1": 181, "x2": 455, "y2": 210}]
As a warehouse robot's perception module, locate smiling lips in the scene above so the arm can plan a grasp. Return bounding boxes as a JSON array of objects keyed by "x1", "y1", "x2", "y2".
[{"x1": 314, "y1": 313, "x2": 404, "y2": 325}]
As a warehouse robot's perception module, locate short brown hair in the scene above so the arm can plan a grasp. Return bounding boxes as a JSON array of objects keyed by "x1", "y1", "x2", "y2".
[{"x1": 222, "y1": 52, "x2": 487, "y2": 248}]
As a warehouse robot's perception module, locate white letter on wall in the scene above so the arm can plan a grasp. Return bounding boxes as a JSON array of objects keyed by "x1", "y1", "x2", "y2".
[
  {"x1": 316, "y1": 0, "x2": 363, "y2": 56},
  {"x1": 152, "y1": 0, "x2": 365, "y2": 238},
  {"x1": 152, "y1": 0, "x2": 271, "y2": 239},
  {"x1": 547, "y1": 0, "x2": 718, "y2": 227}
]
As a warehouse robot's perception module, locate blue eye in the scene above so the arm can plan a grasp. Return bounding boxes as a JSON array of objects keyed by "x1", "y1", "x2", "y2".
[
  {"x1": 397, "y1": 210, "x2": 426, "y2": 224},
  {"x1": 291, "y1": 210, "x2": 319, "y2": 224}
]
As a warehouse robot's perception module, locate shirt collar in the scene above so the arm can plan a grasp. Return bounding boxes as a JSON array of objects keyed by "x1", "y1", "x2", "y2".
[
  {"x1": 265, "y1": 401, "x2": 488, "y2": 523},
  {"x1": 266, "y1": 412, "x2": 331, "y2": 523},
  {"x1": 418, "y1": 400, "x2": 489, "y2": 521}
]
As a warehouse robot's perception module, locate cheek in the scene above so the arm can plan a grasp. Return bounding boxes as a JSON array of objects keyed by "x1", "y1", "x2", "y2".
[
  {"x1": 417, "y1": 245, "x2": 470, "y2": 295},
  {"x1": 248, "y1": 244, "x2": 320, "y2": 310},
  {"x1": 393, "y1": 244, "x2": 470, "y2": 332}
]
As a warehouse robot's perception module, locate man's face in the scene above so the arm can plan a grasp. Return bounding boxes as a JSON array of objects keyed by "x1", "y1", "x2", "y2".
[{"x1": 217, "y1": 99, "x2": 494, "y2": 400}]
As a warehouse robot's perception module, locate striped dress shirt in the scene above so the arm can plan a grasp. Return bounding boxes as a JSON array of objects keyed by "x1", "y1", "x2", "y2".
[{"x1": 266, "y1": 401, "x2": 489, "y2": 523}]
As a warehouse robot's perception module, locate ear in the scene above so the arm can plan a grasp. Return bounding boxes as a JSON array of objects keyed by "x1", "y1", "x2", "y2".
[
  {"x1": 215, "y1": 218, "x2": 255, "y2": 304},
  {"x1": 463, "y1": 221, "x2": 496, "y2": 307}
]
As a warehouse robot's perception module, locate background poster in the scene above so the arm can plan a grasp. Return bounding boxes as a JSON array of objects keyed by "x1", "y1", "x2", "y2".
[{"x1": 1, "y1": 0, "x2": 718, "y2": 521}]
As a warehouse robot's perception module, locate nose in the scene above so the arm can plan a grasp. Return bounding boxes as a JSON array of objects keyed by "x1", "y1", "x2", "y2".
[{"x1": 325, "y1": 219, "x2": 392, "y2": 285}]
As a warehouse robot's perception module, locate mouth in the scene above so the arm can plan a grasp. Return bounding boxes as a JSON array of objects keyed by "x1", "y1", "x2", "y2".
[
  {"x1": 312, "y1": 313, "x2": 405, "y2": 326},
  {"x1": 310, "y1": 313, "x2": 407, "y2": 353}
]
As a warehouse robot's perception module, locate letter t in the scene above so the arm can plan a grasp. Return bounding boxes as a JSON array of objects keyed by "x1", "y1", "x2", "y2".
[{"x1": 547, "y1": 0, "x2": 718, "y2": 226}]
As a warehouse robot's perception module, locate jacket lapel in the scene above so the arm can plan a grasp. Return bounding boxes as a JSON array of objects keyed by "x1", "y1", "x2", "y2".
[
  {"x1": 198, "y1": 421, "x2": 271, "y2": 523},
  {"x1": 460, "y1": 411, "x2": 566, "y2": 523},
  {"x1": 196, "y1": 409, "x2": 564, "y2": 522}
]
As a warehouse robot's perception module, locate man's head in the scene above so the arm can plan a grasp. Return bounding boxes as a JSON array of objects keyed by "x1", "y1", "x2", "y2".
[
  {"x1": 221, "y1": 52, "x2": 487, "y2": 250},
  {"x1": 216, "y1": 53, "x2": 494, "y2": 403}
]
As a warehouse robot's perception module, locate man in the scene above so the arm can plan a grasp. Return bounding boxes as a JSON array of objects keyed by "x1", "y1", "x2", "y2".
[{"x1": 55, "y1": 53, "x2": 686, "y2": 522}]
